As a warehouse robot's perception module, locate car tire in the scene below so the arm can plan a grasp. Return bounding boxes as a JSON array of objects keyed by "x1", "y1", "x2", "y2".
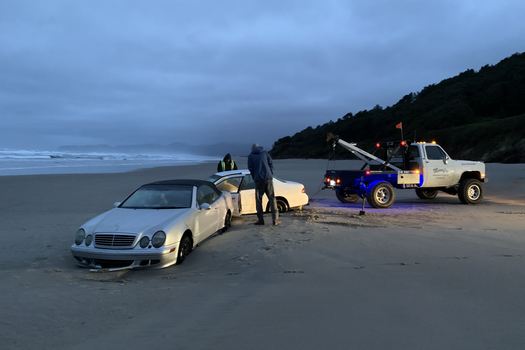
[
  {"x1": 335, "y1": 189, "x2": 359, "y2": 203},
  {"x1": 267, "y1": 198, "x2": 289, "y2": 213},
  {"x1": 367, "y1": 182, "x2": 396, "y2": 208},
  {"x1": 277, "y1": 198, "x2": 289, "y2": 213},
  {"x1": 458, "y1": 178, "x2": 483, "y2": 204},
  {"x1": 220, "y1": 210, "x2": 232, "y2": 234},
  {"x1": 176, "y1": 234, "x2": 193, "y2": 265},
  {"x1": 415, "y1": 188, "x2": 438, "y2": 200}
]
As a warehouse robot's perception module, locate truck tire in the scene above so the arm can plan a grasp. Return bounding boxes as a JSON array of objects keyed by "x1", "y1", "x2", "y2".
[
  {"x1": 458, "y1": 178, "x2": 483, "y2": 204},
  {"x1": 335, "y1": 190, "x2": 359, "y2": 203},
  {"x1": 367, "y1": 182, "x2": 396, "y2": 208},
  {"x1": 415, "y1": 188, "x2": 438, "y2": 200}
]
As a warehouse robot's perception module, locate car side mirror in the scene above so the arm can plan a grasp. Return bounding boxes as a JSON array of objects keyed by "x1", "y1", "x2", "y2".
[
  {"x1": 113, "y1": 201, "x2": 121, "y2": 208},
  {"x1": 200, "y1": 203, "x2": 211, "y2": 210},
  {"x1": 443, "y1": 156, "x2": 449, "y2": 164}
]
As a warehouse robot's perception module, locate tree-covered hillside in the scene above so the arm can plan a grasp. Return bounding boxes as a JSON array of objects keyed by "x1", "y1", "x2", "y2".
[{"x1": 271, "y1": 52, "x2": 525, "y2": 163}]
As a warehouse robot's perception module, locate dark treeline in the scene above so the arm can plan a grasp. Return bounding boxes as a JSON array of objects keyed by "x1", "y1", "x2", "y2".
[{"x1": 271, "y1": 52, "x2": 525, "y2": 163}]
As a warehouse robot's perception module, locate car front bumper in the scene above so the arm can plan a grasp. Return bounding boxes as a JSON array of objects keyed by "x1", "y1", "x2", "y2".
[{"x1": 71, "y1": 243, "x2": 178, "y2": 269}]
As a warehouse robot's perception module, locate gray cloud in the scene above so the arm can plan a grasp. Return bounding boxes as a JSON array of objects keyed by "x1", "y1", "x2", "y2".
[{"x1": 1, "y1": 0, "x2": 524, "y2": 149}]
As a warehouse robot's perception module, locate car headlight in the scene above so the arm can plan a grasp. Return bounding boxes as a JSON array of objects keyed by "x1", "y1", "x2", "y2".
[
  {"x1": 85, "y1": 234, "x2": 93, "y2": 246},
  {"x1": 75, "y1": 229, "x2": 85, "y2": 245},
  {"x1": 152, "y1": 231, "x2": 166, "y2": 248},
  {"x1": 139, "y1": 236, "x2": 150, "y2": 248}
]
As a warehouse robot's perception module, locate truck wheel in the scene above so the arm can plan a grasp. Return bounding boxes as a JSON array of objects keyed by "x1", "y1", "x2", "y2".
[
  {"x1": 367, "y1": 182, "x2": 395, "y2": 208},
  {"x1": 458, "y1": 179, "x2": 483, "y2": 204},
  {"x1": 335, "y1": 190, "x2": 359, "y2": 203},
  {"x1": 415, "y1": 188, "x2": 438, "y2": 200}
]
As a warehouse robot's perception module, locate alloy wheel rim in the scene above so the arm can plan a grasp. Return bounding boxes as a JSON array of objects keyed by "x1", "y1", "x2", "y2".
[
  {"x1": 467, "y1": 185, "x2": 480, "y2": 200},
  {"x1": 375, "y1": 187, "x2": 390, "y2": 204}
]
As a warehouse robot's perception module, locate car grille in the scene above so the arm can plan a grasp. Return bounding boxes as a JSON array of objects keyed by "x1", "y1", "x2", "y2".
[{"x1": 95, "y1": 234, "x2": 136, "y2": 248}]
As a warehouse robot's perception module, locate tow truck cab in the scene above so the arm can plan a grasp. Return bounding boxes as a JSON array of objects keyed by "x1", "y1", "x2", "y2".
[{"x1": 387, "y1": 141, "x2": 486, "y2": 188}]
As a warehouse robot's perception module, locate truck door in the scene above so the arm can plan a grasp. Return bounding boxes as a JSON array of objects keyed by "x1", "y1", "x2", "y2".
[{"x1": 422, "y1": 145, "x2": 453, "y2": 187}]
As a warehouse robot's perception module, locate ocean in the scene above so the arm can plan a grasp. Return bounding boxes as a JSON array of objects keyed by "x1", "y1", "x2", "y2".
[{"x1": 0, "y1": 149, "x2": 217, "y2": 176}]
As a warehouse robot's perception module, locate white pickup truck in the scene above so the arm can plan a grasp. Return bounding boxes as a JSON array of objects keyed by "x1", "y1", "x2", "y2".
[{"x1": 324, "y1": 136, "x2": 486, "y2": 208}]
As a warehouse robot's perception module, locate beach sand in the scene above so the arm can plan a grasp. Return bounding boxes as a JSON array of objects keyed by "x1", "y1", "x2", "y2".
[{"x1": 1, "y1": 159, "x2": 524, "y2": 349}]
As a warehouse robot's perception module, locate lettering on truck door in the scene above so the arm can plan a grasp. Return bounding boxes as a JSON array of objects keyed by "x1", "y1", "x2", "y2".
[{"x1": 422, "y1": 145, "x2": 453, "y2": 187}]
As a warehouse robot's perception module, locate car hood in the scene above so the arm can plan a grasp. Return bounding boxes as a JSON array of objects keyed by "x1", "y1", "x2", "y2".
[{"x1": 90, "y1": 208, "x2": 189, "y2": 234}]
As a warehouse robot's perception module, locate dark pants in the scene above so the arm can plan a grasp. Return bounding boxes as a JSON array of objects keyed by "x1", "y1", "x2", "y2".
[{"x1": 255, "y1": 179, "x2": 278, "y2": 223}]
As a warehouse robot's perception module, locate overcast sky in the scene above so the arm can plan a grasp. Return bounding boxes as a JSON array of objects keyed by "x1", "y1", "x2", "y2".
[{"x1": 1, "y1": 0, "x2": 524, "y2": 149}]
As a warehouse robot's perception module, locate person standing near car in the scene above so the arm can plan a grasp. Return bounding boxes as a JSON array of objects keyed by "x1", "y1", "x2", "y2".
[
  {"x1": 247, "y1": 144, "x2": 280, "y2": 226},
  {"x1": 217, "y1": 153, "x2": 238, "y2": 172}
]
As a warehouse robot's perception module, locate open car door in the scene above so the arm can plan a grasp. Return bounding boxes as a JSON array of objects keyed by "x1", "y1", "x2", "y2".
[{"x1": 214, "y1": 176, "x2": 243, "y2": 216}]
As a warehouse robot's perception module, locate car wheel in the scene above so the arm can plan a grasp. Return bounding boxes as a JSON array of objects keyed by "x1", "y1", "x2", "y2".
[
  {"x1": 266, "y1": 198, "x2": 289, "y2": 213},
  {"x1": 367, "y1": 182, "x2": 396, "y2": 208},
  {"x1": 220, "y1": 210, "x2": 232, "y2": 234},
  {"x1": 458, "y1": 178, "x2": 483, "y2": 204},
  {"x1": 176, "y1": 234, "x2": 193, "y2": 265},
  {"x1": 276, "y1": 198, "x2": 289, "y2": 213},
  {"x1": 415, "y1": 188, "x2": 438, "y2": 200},
  {"x1": 335, "y1": 189, "x2": 359, "y2": 203}
]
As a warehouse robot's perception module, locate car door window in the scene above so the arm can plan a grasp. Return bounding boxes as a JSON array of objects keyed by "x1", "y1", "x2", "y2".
[
  {"x1": 425, "y1": 146, "x2": 446, "y2": 160},
  {"x1": 215, "y1": 177, "x2": 242, "y2": 192},
  {"x1": 239, "y1": 174, "x2": 255, "y2": 190},
  {"x1": 197, "y1": 185, "x2": 220, "y2": 205}
]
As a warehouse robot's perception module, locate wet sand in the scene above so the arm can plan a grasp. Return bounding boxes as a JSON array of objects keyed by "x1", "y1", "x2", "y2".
[{"x1": 1, "y1": 159, "x2": 524, "y2": 350}]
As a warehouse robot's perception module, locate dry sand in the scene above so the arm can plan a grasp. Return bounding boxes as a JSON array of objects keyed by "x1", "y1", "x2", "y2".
[{"x1": 1, "y1": 159, "x2": 524, "y2": 350}]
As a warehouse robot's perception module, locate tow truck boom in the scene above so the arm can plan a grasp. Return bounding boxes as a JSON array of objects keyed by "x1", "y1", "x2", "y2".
[{"x1": 330, "y1": 135, "x2": 402, "y2": 172}]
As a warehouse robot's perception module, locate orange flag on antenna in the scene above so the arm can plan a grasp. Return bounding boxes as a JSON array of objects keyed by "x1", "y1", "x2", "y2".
[{"x1": 395, "y1": 122, "x2": 403, "y2": 129}]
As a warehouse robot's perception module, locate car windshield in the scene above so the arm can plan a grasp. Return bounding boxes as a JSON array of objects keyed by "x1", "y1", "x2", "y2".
[{"x1": 120, "y1": 185, "x2": 193, "y2": 209}]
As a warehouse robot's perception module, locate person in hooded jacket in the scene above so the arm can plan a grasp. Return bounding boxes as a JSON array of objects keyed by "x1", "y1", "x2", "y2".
[
  {"x1": 217, "y1": 153, "x2": 238, "y2": 172},
  {"x1": 247, "y1": 144, "x2": 280, "y2": 226}
]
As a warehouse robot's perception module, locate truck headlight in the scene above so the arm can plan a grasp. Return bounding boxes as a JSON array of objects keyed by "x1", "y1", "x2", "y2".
[
  {"x1": 152, "y1": 231, "x2": 166, "y2": 248},
  {"x1": 75, "y1": 229, "x2": 85, "y2": 245}
]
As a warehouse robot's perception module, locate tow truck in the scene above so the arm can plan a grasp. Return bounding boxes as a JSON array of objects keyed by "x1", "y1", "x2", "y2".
[{"x1": 323, "y1": 133, "x2": 486, "y2": 208}]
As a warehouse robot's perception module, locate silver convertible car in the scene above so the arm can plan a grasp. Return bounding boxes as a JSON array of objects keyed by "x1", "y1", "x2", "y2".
[{"x1": 71, "y1": 180, "x2": 233, "y2": 270}]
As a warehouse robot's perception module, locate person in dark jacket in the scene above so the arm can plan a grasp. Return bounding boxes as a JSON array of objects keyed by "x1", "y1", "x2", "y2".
[
  {"x1": 217, "y1": 153, "x2": 238, "y2": 172},
  {"x1": 247, "y1": 144, "x2": 280, "y2": 226}
]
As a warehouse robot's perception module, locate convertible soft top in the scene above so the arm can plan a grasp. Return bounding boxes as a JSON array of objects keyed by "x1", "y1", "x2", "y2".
[{"x1": 145, "y1": 179, "x2": 218, "y2": 188}]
